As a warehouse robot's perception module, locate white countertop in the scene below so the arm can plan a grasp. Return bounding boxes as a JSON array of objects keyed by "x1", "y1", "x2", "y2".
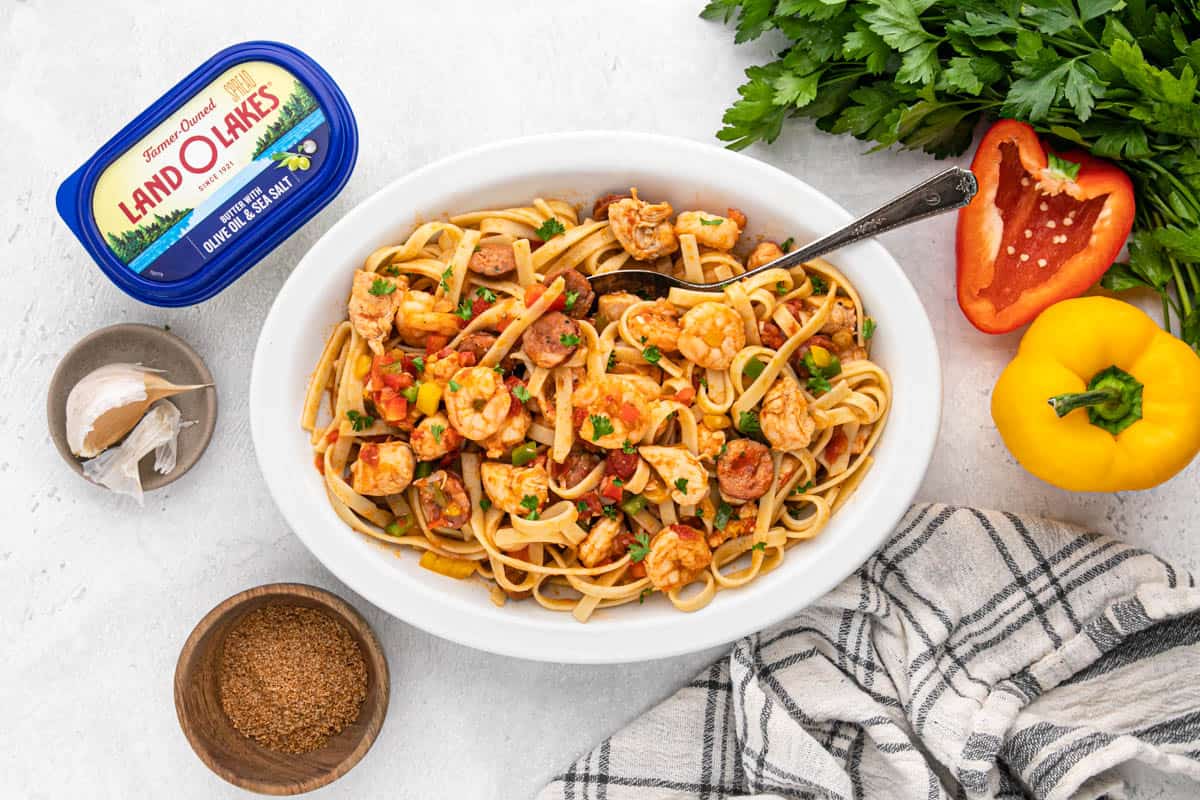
[{"x1": 3, "y1": 2, "x2": 1198, "y2": 798}]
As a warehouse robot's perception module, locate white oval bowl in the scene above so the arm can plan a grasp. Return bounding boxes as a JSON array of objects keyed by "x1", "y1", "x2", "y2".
[{"x1": 250, "y1": 132, "x2": 941, "y2": 663}]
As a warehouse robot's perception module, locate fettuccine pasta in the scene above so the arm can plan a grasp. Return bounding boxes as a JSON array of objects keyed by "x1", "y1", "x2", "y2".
[{"x1": 302, "y1": 189, "x2": 890, "y2": 622}]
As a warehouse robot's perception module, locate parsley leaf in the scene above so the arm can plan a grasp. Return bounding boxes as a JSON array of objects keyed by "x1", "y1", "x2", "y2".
[
  {"x1": 411, "y1": 356, "x2": 425, "y2": 373},
  {"x1": 346, "y1": 409, "x2": 374, "y2": 431},
  {"x1": 430, "y1": 424, "x2": 445, "y2": 443},
  {"x1": 622, "y1": 439, "x2": 637, "y2": 454},
  {"x1": 775, "y1": 281, "x2": 788, "y2": 295},
  {"x1": 628, "y1": 532, "x2": 651, "y2": 562},
  {"x1": 793, "y1": 480, "x2": 814, "y2": 495},
  {"x1": 642, "y1": 345, "x2": 662, "y2": 364},
  {"x1": 674, "y1": 478, "x2": 689, "y2": 494},
  {"x1": 439, "y1": 265, "x2": 454, "y2": 293},
  {"x1": 699, "y1": 216, "x2": 725, "y2": 226},
  {"x1": 475, "y1": 286, "x2": 497, "y2": 303},
  {"x1": 589, "y1": 414, "x2": 614, "y2": 440},
  {"x1": 560, "y1": 333, "x2": 581, "y2": 346},
  {"x1": 714, "y1": 502, "x2": 734, "y2": 531},
  {"x1": 480, "y1": 498, "x2": 492, "y2": 511},
  {"x1": 751, "y1": 542, "x2": 766, "y2": 552},
  {"x1": 602, "y1": 504, "x2": 619, "y2": 519},
  {"x1": 743, "y1": 358, "x2": 766, "y2": 380},
  {"x1": 368, "y1": 278, "x2": 396, "y2": 296},
  {"x1": 863, "y1": 317, "x2": 876, "y2": 340},
  {"x1": 808, "y1": 375, "x2": 832, "y2": 394},
  {"x1": 453, "y1": 298, "x2": 473, "y2": 321},
  {"x1": 381, "y1": 265, "x2": 401, "y2": 276},
  {"x1": 737, "y1": 410, "x2": 761, "y2": 435},
  {"x1": 576, "y1": 500, "x2": 589, "y2": 514},
  {"x1": 448, "y1": 380, "x2": 461, "y2": 392},
  {"x1": 780, "y1": 236, "x2": 794, "y2": 253},
  {"x1": 808, "y1": 273, "x2": 828, "y2": 294},
  {"x1": 639, "y1": 588, "x2": 654, "y2": 604},
  {"x1": 564, "y1": 290, "x2": 579, "y2": 311},
  {"x1": 512, "y1": 383, "x2": 532, "y2": 403},
  {"x1": 535, "y1": 218, "x2": 566, "y2": 240},
  {"x1": 606, "y1": 351, "x2": 617, "y2": 371},
  {"x1": 519, "y1": 494, "x2": 540, "y2": 520}
]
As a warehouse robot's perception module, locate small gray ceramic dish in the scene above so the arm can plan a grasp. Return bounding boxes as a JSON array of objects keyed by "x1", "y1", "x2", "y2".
[{"x1": 47, "y1": 323, "x2": 217, "y2": 491}]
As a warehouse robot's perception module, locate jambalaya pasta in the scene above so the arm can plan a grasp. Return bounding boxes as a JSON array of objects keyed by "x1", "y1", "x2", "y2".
[{"x1": 302, "y1": 189, "x2": 891, "y2": 622}]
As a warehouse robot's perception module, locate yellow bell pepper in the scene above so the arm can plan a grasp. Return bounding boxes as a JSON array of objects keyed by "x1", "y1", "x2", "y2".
[
  {"x1": 991, "y1": 297, "x2": 1200, "y2": 492},
  {"x1": 415, "y1": 381, "x2": 443, "y2": 416},
  {"x1": 418, "y1": 550, "x2": 476, "y2": 579}
]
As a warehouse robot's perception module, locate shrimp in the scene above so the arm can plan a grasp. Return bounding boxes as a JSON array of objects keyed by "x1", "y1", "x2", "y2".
[
  {"x1": 607, "y1": 188, "x2": 679, "y2": 261},
  {"x1": 747, "y1": 241, "x2": 784, "y2": 270},
  {"x1": 349, "y1": 270, "x2": 403, "y2": 353},
  {"x1": 394, "y1": 289, "x2": 460, "y2": 347},
  {"x1": 480, "y1": 461, "x2": 549, "y2": 517},
  {"x1": 677, "y1": 302, "x2": 745, "y2": 370},
  {"x1": 645, "y1": 524, "x2": 711, "y2": 591},
  {"x1": 444, "y1": 366, "x2": 511, "y2": 441},
  {"x1": 626, "y1": 299, "x2": 682, "y2": 353},
  {"x1": 349, "y1": 441, "x2": 414, "y2": 496},
  {"x1": 760, "y1": 375, "x2": 816, "y2": 451},
  {"x1": 638, "y1": 445, "x2": 709, "y2": 505},
  {"x1": 579, "y1": 515, "x2": 624, "y2": 567},
  {"x1": 410, "y1": 412, "x2": 462, "y2": 461},
  {"x1": 674, "y1": 210, "x2": 742, "y2": 251},
  {"x1": 480, "y1": 402, "x2": 531, "y2": 459},
  {"x1": 572, "y1": 375, "x2": 653, "y2": 449}
]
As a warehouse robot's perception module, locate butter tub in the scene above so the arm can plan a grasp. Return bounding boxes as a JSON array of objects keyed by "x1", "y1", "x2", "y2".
[{"x1": 57, "y1": 41, "x2": 357, "y2": 307}]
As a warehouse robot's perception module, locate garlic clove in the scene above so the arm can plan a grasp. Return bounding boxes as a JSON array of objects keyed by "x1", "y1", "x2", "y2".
[
  {"x1": 81, "y1": 400, "x2": 185, "y2": 506},
  {"x1": 65, "y1": 363, "x2": 210, "y2": 457}
]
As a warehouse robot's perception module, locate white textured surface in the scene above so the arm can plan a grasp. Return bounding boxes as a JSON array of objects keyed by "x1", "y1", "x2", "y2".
[{"x1": 1, "y1": 2, "x2": 1196, "y2": 799}]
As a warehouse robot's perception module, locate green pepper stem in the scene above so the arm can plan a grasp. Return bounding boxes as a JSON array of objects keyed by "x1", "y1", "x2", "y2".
[{"x1": 1047, "y1": 387, "x2": 1120, "y2": 418}]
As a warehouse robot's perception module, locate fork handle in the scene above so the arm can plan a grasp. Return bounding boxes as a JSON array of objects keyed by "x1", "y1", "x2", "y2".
[{"x1": 703, "y1": 167, "x2": 977, "y2": 289}]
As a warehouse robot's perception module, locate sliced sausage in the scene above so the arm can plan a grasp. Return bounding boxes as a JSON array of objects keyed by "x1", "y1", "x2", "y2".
[
  {"x1": 605, "y1": 451, "x2": 639, "y2": 481},
  {"x1": 592, "y1": 193, "x2": 629, "y2": 221},
  {"x1": 544, "y1": 266, "x2": 594, "y2": 319},
  {"x1": 523, "y1": 311, "x2": 580, "y2": 368},
  {"x1": 468, "y1": 243, "x2": 517, "y2": 276},
  {"x1": 413, "y1": 470, "x2": 471, "y2": 529},
  {"x1": 457, "y1": 331, "x2": 498, "y2": 363},
  {"x1": 791, "y1": 334, "x2": 837, "y2": 377},
  {"x1": 717, "y1": 438, "x2": 774, "y2": 501},
  {"x1": 553, "y1": 451, "x2": 600, "y2": 489},
  {"x1": 760, "y1": 320, "x2": 786, "y2": 350}
]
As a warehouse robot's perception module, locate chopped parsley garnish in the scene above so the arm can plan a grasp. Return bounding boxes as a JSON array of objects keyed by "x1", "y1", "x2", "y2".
[
  {"x1": 535, "y1": 218, "x2": 566, "y2": 240},
  {"x1": 382, "y1": 265, "x2": 401, "y2": 276},
  {"x1": 742, "y1": 358, "x2": 765, "y2": 380},
  {"x1": 628, "y1": 532, "x2": 651, "y2": 562},
  {"x1": 439, "y1": 265, "x2": 454, "y2": 293},
  {"x1": 699, "y1": 376, "x2": 709, "y2": 389},
  {"x1": 479, "y1": 498, "x2": 492, "y2": 511},
  {"x1": 788, "y1": 506, "x2": 806, "y2": 520},
  {"x1": 807, "y1": 376, "x2": 832, "y2": 395},
  {"x1": 560, "y1": 333, "x2": 581, "y2": 346},
  {"x1": 674, "y1": 478, "x2": 689, "y2": 494},
  {"x1": 368, "y1": 278, "x2": 396, "y2": 296},
  {"x1": 346, "y1": 409, "x2": 374, "y2": 431},
  {"x1": 454, "y1": 298, "x2": 473, "y2": 320},
  {"x1": 803, "y1": 347, "x2": 842, "y2": 380},
  {"x1": 602, "y1": 504, "x2": 619, "y2": 519},
  {"x1": 714, "y1": 502, "x2": 734, "y2": 531},
  {"x1": 492, "y1": 364, "x2": 505, "y2": 374},
  {"x1": 519, "y1": 494, "x2": 540, "y2": 520},
  {"x1": 472, "y1": 245, "x2": 482, "y2": 253},
  {"x1": 430, "y1": 424, "x2": 445, "y2": 443},
  {"x1": 718, "y1": 442, "x2": 727, "y2": 457},
  {"x1": 696, "y1": 506, "x2": 704, "y2": 518},
  {"x1": 612, "y1": 477, "x2": 624, "y2": 487},
  {"x1": 794, "y1": 480, "x2": 814, "y2": 495},
  {"x1": 512, "y1": 384, "x2": 532, "y2": 403},
  {"x1": 737, "y1": 410, "x2": 761, "y2": 435},
  {"x1": 863, "y1": 317, "x2": 876, "y2": 340},
  {"x1": 775, "y1": 281, "x2": 788, "y2": 295},
  {"x1": 751, "y1": 542, "x2": 766, "y2": 552},
  {"x1": 475, "y1": 286, "x2": 497, "y2": 303},
  {"x1": 642, "y1": 345, "x2": 662, "y2": 364},
  {"x1": 589, "y1": 414, "x2": 614, "y2": 440},
  {"x1": 564, "y1": 290, "x2": 579, "y2": 311},
  {"x1": 621, "y1": 439, "x2": 636, "y2": 454},
  {"x1": 606, "y1": 351, "x2": 616, "y2": 371},
  {"x1": 411, "y1": 356, "x2": 425, "y2": 373},
  {"x1": 780, "y1": 237, "x2": 794, "y2": 253},
  {"x1": 699, "y1": 216, "x2": 724, "y2": 226},
  {"x1": 448, "y1": 380, "x2": 462, "y2": 392},
  {"x1": 639, "y1": 588, "x2": 654, "y2": 604},
  {"x1": 809, "y1": 273, "x2": 829, "y2": 295},
  {"x1": 576, "y1": 500, "x2": 589, "y2": 514}
]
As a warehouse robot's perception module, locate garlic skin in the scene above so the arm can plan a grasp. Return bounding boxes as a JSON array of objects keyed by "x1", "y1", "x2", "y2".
[
  {"x1": 81, "y1": 400, "x2": 185, "y2": 506},
  {"x1": 65, "y1": 364, "x2": 154, "y2": 457}
]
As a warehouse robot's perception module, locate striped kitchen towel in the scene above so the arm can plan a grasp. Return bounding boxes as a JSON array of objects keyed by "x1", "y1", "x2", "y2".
[{"x1": 540, "y1": 504, "x2": 1200, "y2": 800}]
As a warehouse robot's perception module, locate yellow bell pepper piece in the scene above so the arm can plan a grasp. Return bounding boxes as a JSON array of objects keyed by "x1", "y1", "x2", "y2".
[
  {"x1": 415, "y1": 381, "x2": 443, "y2": 416},
  {"x1": 354, "y1": 354, "x2": 373, "y2": 380},
  {"x1": 702, "y1": 414, "x2": 730, "y2": 430},
  {"x1": 419, "y1": 550, "x2": 476, "y2": 579},
  {"x1": 991, "y1": 297, "x2": 1200, "y2": 491}
]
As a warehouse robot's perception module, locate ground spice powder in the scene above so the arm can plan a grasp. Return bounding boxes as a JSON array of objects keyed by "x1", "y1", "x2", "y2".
[{"x1": 218, "y1": 604, "x2": 367, "y2": 753}]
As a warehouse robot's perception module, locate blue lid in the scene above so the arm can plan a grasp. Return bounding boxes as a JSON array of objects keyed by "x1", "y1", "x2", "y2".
[{"x1": 57, "y1": 41, "x2": 357, "y2": 307}]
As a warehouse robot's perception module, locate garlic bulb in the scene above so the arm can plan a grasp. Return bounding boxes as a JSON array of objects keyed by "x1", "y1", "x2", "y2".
[
  {"x1": 81, "y1": 400, "x2": 186, "y2": 505},
  {"x1": 65, "y1": 364, "x2": 208, "y2": 457}
]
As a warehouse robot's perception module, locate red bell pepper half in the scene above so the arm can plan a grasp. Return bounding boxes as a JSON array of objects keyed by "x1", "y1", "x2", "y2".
[{"x1": 956, "y1": 120, "x2": 1135, "y2": 333}]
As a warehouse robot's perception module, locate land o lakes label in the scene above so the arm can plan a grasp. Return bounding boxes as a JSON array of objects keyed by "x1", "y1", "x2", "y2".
[{"x1": 91, "y1": 61, "x2": 329, "y2": 282}]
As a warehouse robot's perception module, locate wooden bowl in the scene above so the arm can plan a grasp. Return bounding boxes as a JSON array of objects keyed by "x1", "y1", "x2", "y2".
[{"x1": 174, "y1": 584, "x2": 389, "y2": 795}]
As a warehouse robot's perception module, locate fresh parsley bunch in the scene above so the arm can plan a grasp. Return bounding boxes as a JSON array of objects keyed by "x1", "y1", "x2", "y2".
[{"x1": 703, "y1": 0, "x2": 1200, "y2": 348}]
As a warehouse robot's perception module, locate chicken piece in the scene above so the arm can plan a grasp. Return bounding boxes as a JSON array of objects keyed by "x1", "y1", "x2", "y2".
[
  {"x1": 607, "y1": 188, "x2": 679, "y2": 261},
  {"x1": 596, "y1": 291, "x2": 640, "y2": 328},
  {"x1": 350, "y1": 441, "x2": 415, "y2": 496},
  {"x1": 638, "y1": 445, "x2": 709, "y2": 505},
  {"x1": 349, "y1": 270, "x2": 403, "y2": 353},
  {"x1": 579, "y1": 515, "x2": 624, "y2": 567},
  {"x1": 760, "y1": 375, "x2": 816, "y2": 451},
  {"x1": 674, "y1": 211, "x2": 742, "y2": 251}
]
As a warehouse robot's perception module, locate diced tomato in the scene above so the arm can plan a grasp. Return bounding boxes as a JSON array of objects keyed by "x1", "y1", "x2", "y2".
[
  {"x1": 572, "y1": 407, "x2": 587, "y2": 428},
  {"x1": 325, "y1": 429, "x2": 339, "y2": 444},
  {"x1": 425, "y1": 334, "x2": 450, "y2": 354},
  {"x1": 617, "y1": 402, "x2": 641, "y2": 426},
  {"x1": 313, "y1": 452, "x2": 325, "y2": 474},
  {"x1": 824, "y1": 429, "x2": 848, "y2": 463},
  {"x1": 605, "y1": 451, "x2": 638, "y2": 480},
  {"x1": 381, "y1": 369, "x2": 413, "y2": 391},
  {"x1": 472, "y1": 297, "x2": 494, "y2": 317},
  {"x1": 496, "y1": 316, "x2": 513, "y2": 332},
  {"x1": 576, "y1": 492, "x2": 603, "y2": 519},
  {"x1": 401, "y1": 354, "x2": 422, "y2": 375},
  {"x1": 376, "y1": 388, "x2": 408, "y2": 422},
  {"x1": 674, "y1": 386, "x2": 696, "y2": 405},
  {"x1": 628, "y1": 562, "x2": 646, "y2": 579},
  {"x1": 459, "y1": 351, "x2": 478, "y2": 367},
  {"x1": 524, "y1": 283, "x2": 566, "y2": 311},
  {"x1": 613, "y1": 531, "x2": 635, "y2": 552},
  {"x1": 359, "y1": 443, "x2": 379, "y2": 466},
  {"x1": 600, "y1": 475, "x2": 624, "y2": 503}
]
